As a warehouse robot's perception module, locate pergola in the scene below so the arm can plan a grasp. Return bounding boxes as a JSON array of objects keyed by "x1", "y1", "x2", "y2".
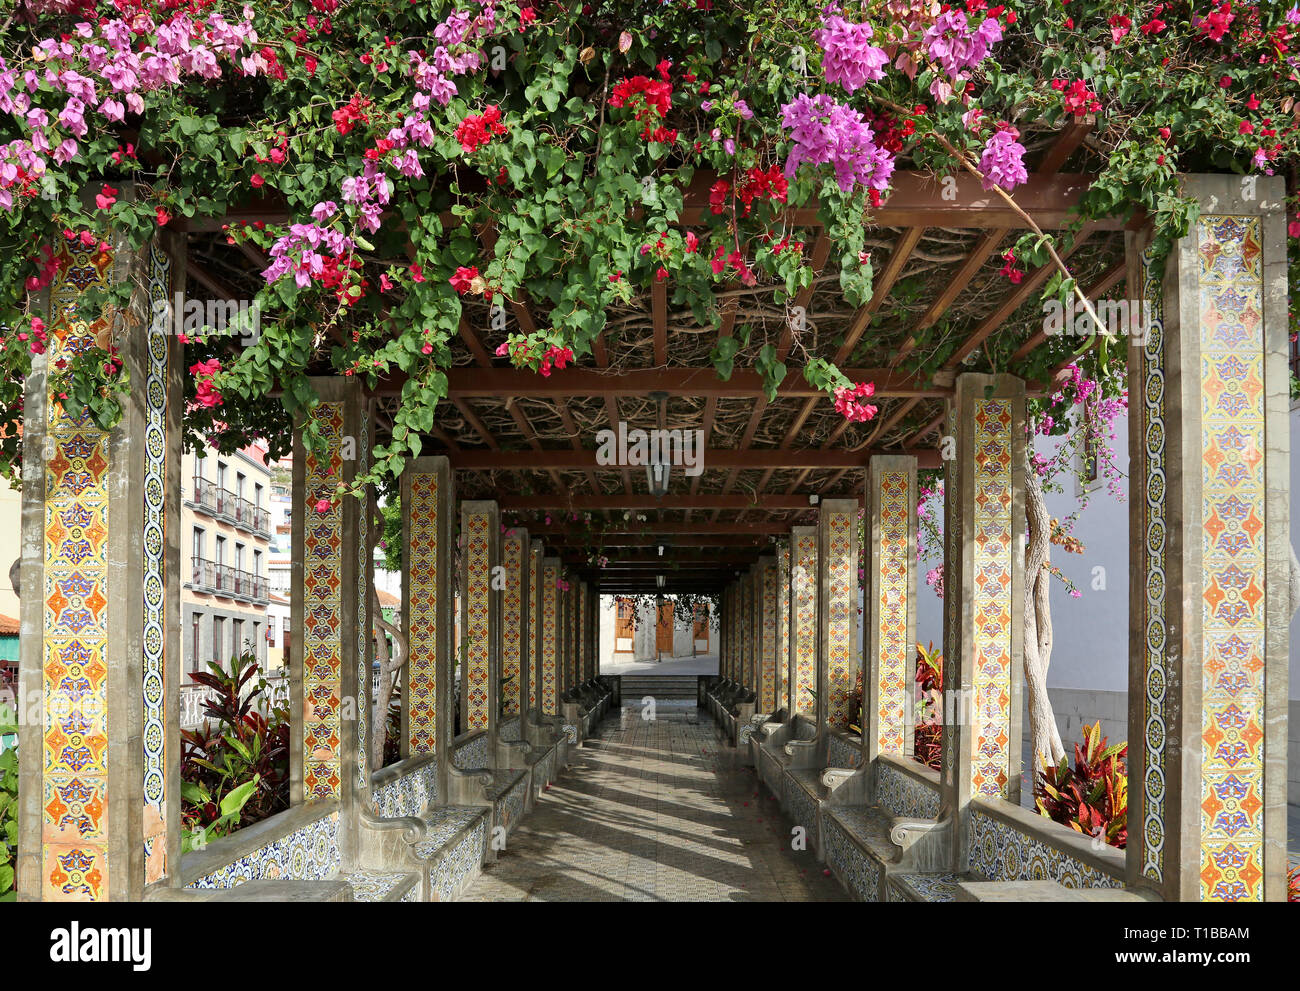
[{"x1": 17, "y1": 115, "x2": 1290, "y2": 902}]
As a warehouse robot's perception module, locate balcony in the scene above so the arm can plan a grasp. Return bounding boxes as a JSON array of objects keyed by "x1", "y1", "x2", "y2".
[
  {"x1": 191, "y1": 477, "x2": 271, "y2": 535},
  {"x1": 190, "y1": 557, "x2": 269, "y2": 602}
]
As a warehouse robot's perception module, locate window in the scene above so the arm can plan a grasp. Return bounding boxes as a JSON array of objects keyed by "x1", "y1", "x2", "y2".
[
  {"x1": 212, "y1": 617, "x2": 224, "y2": 666},
  {"x1": 254, "y1": 482, "x2": 263, "y2": 509},
  {"x1": 283, "y1": 615, "x2": 291, "y2": 650},
  {"x1": 236, "y1": 472, "x2": 246, "y2": 501},
  {"x1": 216, "y1": 462, "x2": 227, "y2": 491},
  {"x1": 191, "y1": 614, "x2": 201, "y2": 673},
  {"x1": 235, "y1": 542, "x2": 245, "y2": 572},
  {"x1": 192, "y1": 527, "x2": 204, "y2": 561},
  {"x1": 232, "y1": 619, "x2": 243, "y2": 655},
  {"x1": 215, "y1": 536, "x2": 226, "y2": 566},
  {"x1": 253, "y1": 549, "x2": 262, "y2": 576}
]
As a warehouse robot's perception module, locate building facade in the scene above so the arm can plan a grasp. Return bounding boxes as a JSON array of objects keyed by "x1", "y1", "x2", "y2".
[{"x1": 180, "y1": 442, "x2": 272, "y2": 678}]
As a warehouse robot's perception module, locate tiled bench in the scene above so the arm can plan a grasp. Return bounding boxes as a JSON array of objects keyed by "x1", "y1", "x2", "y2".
[
  {"x1": 562, "y1": 678, "x2": 613, "y2": 742},
  {"x1": 753, "y1": 714, "x2": 817, "y2": 801},
  {"x1": 499, "y1": 714, "x2": 560, "y2": 797},
  {"x1": 367, "y1": 750, "x2": 493, "y2": 899},
  {"x1": 181, "y1": 803, "x2": 423, "y2": 902},
  {"x1": 776, "y1": 729, "x2": 864, "y2": 858},
  {"x1": 822, "y1": 756, "x2": 945, "y2": 901},
  {"x1": 705, "y1": 679, "x2": 756, "y2": 746},
  {"x1": 450, "y1": 730, "x2": 532, "y2": 846},
  {"x1": 824, "y1": 760, "x2": 1128, "y2": 903}
]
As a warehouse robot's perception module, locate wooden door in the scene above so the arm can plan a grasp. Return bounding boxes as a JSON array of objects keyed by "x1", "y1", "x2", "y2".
[
  {"x1": 655, "y1": 602, "x2": 674, "y2": 654},
  {"x1": 614, "y1": 598, "x2": 635, "y2": 653}
]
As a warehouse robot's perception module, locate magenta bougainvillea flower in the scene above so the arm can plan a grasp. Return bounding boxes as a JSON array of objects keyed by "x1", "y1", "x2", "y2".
[{"x1": 813, "y1": 16, "x2": 888, "y2": 94}]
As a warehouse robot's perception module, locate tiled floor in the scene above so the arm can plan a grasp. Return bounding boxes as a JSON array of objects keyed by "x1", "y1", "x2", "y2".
[{"x1": 461, "y1": 704, "x2": 849, "y2": 902}]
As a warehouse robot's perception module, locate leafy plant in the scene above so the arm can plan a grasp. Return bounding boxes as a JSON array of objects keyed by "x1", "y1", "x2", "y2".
[
  {"x1": 383, "y1": 697, "x2": 402, "y2": 768},
  {"x1": 1035, "y1": 721, "x2": 1128, "y2": 849},
  {"x1": 180, "y1": 651, "x2": 289, "y2": 850},
  {"x1": 0, "y1": 687, "x2": 17, "y2": 902},
  {"x1": 1289, "y1": 864, "x2": 1300, "y2": 904},
  {"x1": 913, "y1": 641, "x2": 943, "y2": 771}
]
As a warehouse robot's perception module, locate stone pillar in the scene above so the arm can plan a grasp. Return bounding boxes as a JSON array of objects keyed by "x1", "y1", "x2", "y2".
[
  {"x1": 402, "y1": 457, "x2": 454, "y2": 794},
  {"x1": 865, "y1": 456, "x2": 918, "y2": 761},
  {"x1": 790, "y1": 526, "x2": 818, "y2": 717},
  {"x1": 528, "y1": 540, "x2": 543, "y2": 714},
  {"x1": 291, "y1": 379, "x2": 372, "y2": 837},
  {"x1": 817, "y1": 499, "x2": 859, "y2": 730},
  {"x1": 501, "y1": 526, "x2": 529, "y2": 718},
  {"x1": 722, "y1": 584, "x2": 733, "y2": 678},
  {"x1": 459, "y1": 501, "x2": 499, "y2": 740},
  {"x1": 539, "y1": 557, "x2": 561, "y2": 715},
  {"x1": 941, "y1": 373, "x2": 1026, "y2": 869},
  {"x1": 739, "y1": 572, "x2": 752, "y2": 687},
  {"x1": 1127, "y1": 176, "x2": 1289, "y2": 901},
  {"x1": 756, "y1": 555, "x2": 778, "y2": 713},
  {"x1": 19, "y1": 232, "x2": 183, "y2": 901},
  {"x1": 579, "y1": 582, "x2": 590, "y2": 680},
  {"x1": 776, "y1": 540, "x2": 791, "y2": 713}
]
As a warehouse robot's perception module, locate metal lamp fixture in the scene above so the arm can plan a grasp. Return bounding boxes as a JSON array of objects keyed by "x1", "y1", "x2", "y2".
[
  {"x1": 647, "y1": 390, "x2": 670, "y2": 499},
  {"x1": 656, "y1": 573, "x2": 665, "y2": 589}
]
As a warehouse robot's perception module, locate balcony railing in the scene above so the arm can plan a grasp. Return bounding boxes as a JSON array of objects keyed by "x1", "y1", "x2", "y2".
[
  {"x1": 191, "y1": 477, "x2": 271, "y2": 533},
  {"x1": 191, "y1": 557, "x2": 269, "y2": 601},
  {"x1": 181, "y1": 673, "x2": 288, "y2": 729}
]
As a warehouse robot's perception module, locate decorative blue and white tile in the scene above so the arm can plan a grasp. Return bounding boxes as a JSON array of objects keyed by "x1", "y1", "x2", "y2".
[
  {"x1": 187, "y1": 811, "x2": 341, "y2": 889},
  {"x1": 824, "y1": 813, "x2": 881, "y2": 902},
  {"x1": 430, "y1": 818, "x2": 487, "y2": 901},
  {"x1": 827, "y1": 734, "x2": 864, "y2": 770},
  {"x1": 344, "y1": 870, "x2": 411, "y2": 901},
  {"x1": 451, "y1": 733, "x2": 490, "y2": 769},
  {"x1": 561, "y1": 723, "x2": 578, "y2": 745},
  {"x1": 967, "y1": 807, "x2": 1122, "y2": 888},
  {"x1": 414, "y1": 806, "x2": 487, "y2": 858},
  {"x1": 875, "y1": 763, "x2": 940, "y2": 820}
]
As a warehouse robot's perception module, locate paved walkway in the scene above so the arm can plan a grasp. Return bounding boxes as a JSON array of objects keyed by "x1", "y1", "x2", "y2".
[
  {"x1": 462, "y1": 704, "x2": 848, "y2": 901},
  {"x1": 599, "y1": 653, "x2": 719, "y2": 676}
]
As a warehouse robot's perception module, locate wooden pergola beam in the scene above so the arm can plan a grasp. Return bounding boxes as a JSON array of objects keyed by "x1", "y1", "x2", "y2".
[
  {"x1": 889, "y1": 227, "x2": 1010, "y2": 369},
  {"x1": 442, "y1": 448, "x2": 939, "y2": 470},
  {"x1": 501, "y1": 493, "x2": 852, "y2": 510},
  {"x1": 548, "y1": 534, "x2": 771, "y2": 547},
  {"x1": 399, "y1": 366, "x2": 943, "y2": 399}
]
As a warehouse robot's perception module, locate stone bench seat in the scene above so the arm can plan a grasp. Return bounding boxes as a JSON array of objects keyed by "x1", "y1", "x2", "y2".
[
  {"x1": 887, "y1": 871, "x2": 970, "y2": 903},
  {"x1": 823, "y1": 803, "x2": 950, "y2": 901},
  {"x1": 341, "y1": 869, "x2": 423, "y2": 902}
]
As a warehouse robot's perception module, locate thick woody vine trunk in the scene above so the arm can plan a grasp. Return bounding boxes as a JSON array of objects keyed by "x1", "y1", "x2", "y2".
[
  {"x1": 1023, "y1": 451, "x2": 1066, "y2": 773},
  {"x1": 369, "y1": 500, "x2": 407, "y2": 773}
]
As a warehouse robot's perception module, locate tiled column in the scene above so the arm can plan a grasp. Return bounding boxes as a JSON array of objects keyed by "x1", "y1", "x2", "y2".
[
  {"x1": 527, "y1": 540, "x2": 543, "y2": 714},
  {"x1": 1127, "y1": 176, "x2": 1289, "y2": 901},
  {"x1": 789, "y1": 526, "x2": 818, "y2": 717},
  {"x1": 460, "y1": 500, "x2": 499, "y2": 741},
  {"x1": 501, "y1": 526, "x2": 528, "y2": 717},
  {"x1": 292, "y1": 378, "x2": 372, "y2": 835},
  {"x1": 941, "y1": 373, "x2": 1025, "y2": 869},
  {"x1": 402, "y1": 457, "x2": 454, "y2": 798},
  {"x1": 866, "y1": 456, "x2": 918, "y2": 761},
  {"x1": 776, "y1": 540, "x2": 791, "y2": 713},
  {"x1": 756, "y1": 555, "x2": 778, "y2": 713},
  {"x1": 745, "y1": 574, "x2": 755, "y2": 689},
  {"x1": 19, "y1": 232, "x2": 183, "y2": 901},
  {"x1": 818, "y1": 499, "x2": 860, "y2": 730},
  {"x1": 539, "y1": 557, "x2": 561, "y2": 715},
  {"x1": 580, "y1": 582, "x2": 591, "y2": 680},
  {"x1": 722, "y1": 585, "x2": 733, "y2": 678}
]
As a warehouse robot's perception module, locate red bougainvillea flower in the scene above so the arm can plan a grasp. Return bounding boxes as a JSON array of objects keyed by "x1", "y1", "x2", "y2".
[
  {"x1": 999, "y1": 249, "x2": 1024, "y2": 284},
  {"x1": 190, "y1": 358, "x2": 224, "y2": 408},
  {"x1": 833, "y1": 381, "x2": 878, "y2": 422},
  {"x1": 315, "y1": 498, "x2": 332, "y2": 513},
  {"x1": 156, "y1": 206, "x2": 172, "y2": 226},
  {"x1": 1196, "y1": 2, "x2": 1235, "y2": 42},
  {"x1": 449, "y1": 265, "x2": 480, "y2": 294},
  {"x1": 539, "y1": 345, "x2": 574, "y2": 377},
  {"x1": 455, "y1": 104, "x2": 508, "y2": 153},
  {"x1": 519, "y1": 6, "x2": 537, "y2": 30},
  {"x1": 95, "y1": 184, "x2": 118, "y2": 210}
]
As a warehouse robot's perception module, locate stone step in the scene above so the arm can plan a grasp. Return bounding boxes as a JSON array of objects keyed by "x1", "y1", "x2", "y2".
[{"x1": 617, "y1": 676, "x2": 699, "y2": 699}]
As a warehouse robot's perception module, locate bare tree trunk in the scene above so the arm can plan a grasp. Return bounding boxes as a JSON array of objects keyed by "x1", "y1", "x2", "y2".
[
  {"x1": 1023, "y1": 453, "x2": 1066, "y2": 774},
  {"x1": 368, "y1": 500, "x2": 407, "y2": 772}
]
